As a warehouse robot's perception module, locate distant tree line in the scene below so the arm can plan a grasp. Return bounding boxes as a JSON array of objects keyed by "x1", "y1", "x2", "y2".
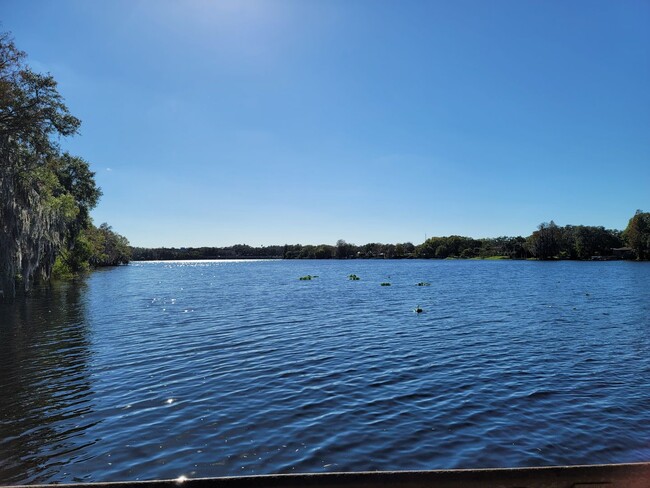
[
  {"x1": 284, "y1": 241, "x2": 418, "y2": 259},
  {"x1": 416, "y1": 236, "x2": 528, "y2": 259},
  {"x1": 0, "y1": 33, "x2": 130, "y2": 299},
  {"x1": 130, "y1": 210, "x2": 650, "y2": 262},
  {"x1": 131, "y1": 244, "x2": 285, "y2": 261},
  {"x1": 521, "y1": 211, "x2": 648, "y2": 260}
]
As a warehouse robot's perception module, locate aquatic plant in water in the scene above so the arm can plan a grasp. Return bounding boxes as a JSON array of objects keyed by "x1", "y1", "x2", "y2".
[
  {"x1": 299, "y1": 275, "x2": 314, "y2": 280},
  {"x1": 348, "y1": 274, "x2": 360, "y2": 281}
]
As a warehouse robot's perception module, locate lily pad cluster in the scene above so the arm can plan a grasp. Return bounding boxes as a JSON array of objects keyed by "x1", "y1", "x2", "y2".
[{"x1": 298, "y1": 273, "x2": 426, "y2": 313}]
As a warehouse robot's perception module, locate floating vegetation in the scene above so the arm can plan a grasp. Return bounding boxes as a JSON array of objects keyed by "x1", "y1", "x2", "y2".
[
  {"x1": 380, "y1": 282, "x2": 391, "y2": 286},
  {"x1": 414, "y1": 306, "x2": 423, "y2": 313},
  {"x1": 416, "y1": 282, "x2": 431, "y2": 286},
  {"x1": 299, "y1": 275, "x2": 315, "y2": 280},
  {"x1": 348, "y1": 274, "x2": 360, "y2": 281}
]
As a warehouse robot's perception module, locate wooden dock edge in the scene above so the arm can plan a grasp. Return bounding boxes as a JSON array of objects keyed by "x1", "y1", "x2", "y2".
[{"x1": 5, "y1": 462, "x2": 650, "y2": 488}]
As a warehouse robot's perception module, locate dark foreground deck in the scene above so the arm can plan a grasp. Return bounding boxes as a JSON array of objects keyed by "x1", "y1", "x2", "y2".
[{"x1": 7, "y1": 463, "x2": 650, "y2": 488}]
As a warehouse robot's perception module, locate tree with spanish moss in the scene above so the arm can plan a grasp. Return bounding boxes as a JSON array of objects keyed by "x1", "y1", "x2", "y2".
[{"x1": 0, "y1": 32, "x2": 113, "y2": 298}]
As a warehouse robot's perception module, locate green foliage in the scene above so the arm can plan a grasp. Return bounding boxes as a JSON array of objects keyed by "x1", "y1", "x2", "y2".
[
  {"x1": 299, "y1": 275, "x2": 314, "y2": 280},
  {"x1": 1, "y1": 32, "x2": 91, "y2": 296},
  {"x1": 526, "y1": 221, "x2": 562, "y2": 259},
  {"x1": 86, "y1": 223, "x2": 131, "y2": 267},
  {"x1": 61, "y1": 233, "x2": 92, "y2": 274},
  {"x1": 522, "y1": 221, "x2": 624, "y2": 260},
  {"x1": 281, "y1": 241, "x2": 415, "y2": 260},
  {"x1": 40, "y1": 222, "x2": 131, "y2": 280},
  {"x1": 53, "y1": 153, "x2": 103, "y2": 236},
  {"x1": 416, "y1": 236, "x2": 482, "y2": 259},
  {"x1": 624, "y1": 210, "x2": 650, "y2": 260},
  {"x1": 336, "y1": 239, "x2": 353, "y2": 259},
  {"x1": 561, "y1": 225, "x2": 623, "y2": 259},
  {"x1": 133, "y1": 245, "x2": 285, "y2": 260},
  {"x1": 0, "y1": 33, "x2": 127, "y2": 297},
  {"x1": 0, "y1": 33, "x2": 80, "y2": 158},
  {"x1": 51, "y1": 256, "x2": 74, "y2": 280}
]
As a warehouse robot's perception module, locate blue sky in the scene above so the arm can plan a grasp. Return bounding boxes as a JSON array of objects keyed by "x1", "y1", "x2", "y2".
[{"x1": 3, "y1": 0, "x2": 649, "y2": 247}]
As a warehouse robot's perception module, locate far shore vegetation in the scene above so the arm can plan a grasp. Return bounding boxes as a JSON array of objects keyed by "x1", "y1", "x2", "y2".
[
  {"x1": 132, "y1": 211, "x2": 650, "y2": 263},
  {"x1": 1, "y1": 32, "x2": 649, "y2": 301}
]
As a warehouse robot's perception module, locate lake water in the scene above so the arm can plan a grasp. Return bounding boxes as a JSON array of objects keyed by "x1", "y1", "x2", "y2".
[{"x1": 1, "y1": 259, "x2": 649, "y2": 484}]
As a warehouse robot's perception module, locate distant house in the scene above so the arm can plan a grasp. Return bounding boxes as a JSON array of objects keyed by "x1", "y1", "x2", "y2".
[{"x1": 612, "y1": 247, "x2": 634, "y2": 259}]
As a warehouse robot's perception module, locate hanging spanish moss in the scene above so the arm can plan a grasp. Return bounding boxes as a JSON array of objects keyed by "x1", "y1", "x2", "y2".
[{"x1": 0, "y1": 32, "x2": 127, "y2": 300}]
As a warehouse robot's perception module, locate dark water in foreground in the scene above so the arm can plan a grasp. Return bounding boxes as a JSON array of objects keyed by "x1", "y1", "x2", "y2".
[{"x1": 1, "y1": 260, "x2": 649, "y2": 483}]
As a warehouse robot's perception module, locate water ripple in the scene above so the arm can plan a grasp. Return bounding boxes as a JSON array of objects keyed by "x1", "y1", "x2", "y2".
[{"x1": 1, "y1": 260, "x2": 649, "y2": 483}]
